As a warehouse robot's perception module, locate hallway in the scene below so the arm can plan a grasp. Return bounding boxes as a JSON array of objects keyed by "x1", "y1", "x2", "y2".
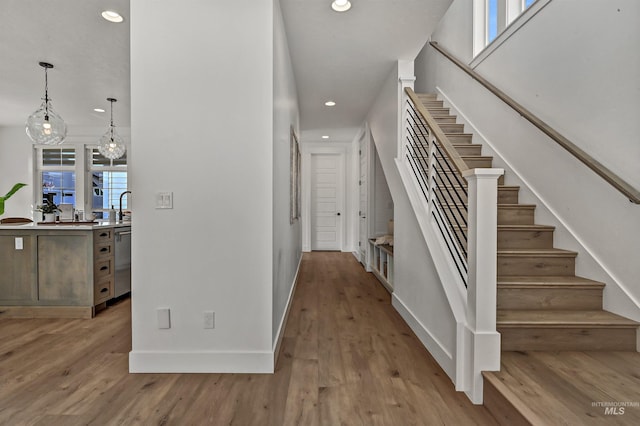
[{"x1": 0, "y1": 252, "x2": 497, "y2": 425}]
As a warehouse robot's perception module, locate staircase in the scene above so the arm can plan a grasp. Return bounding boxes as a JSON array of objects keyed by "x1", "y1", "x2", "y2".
[{"x1": 414, "y1": 93, "x2": 639, "y2": 423}]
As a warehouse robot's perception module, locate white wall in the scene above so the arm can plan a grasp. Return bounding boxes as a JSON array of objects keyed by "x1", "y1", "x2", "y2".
[
  {"x1": 129, "y1": 0, "x2": 276, "y2": 372},
  {"x1": 272, "y1": 0, "x2": 302, "y2": 344},
  {"x1": 372, "y1": 147, "x2": 393, "y2": 237},
  {"x1": 415, "y1": 0, "x2": 640, "y2": 319},
  {"x1": 0, "y1": 127, "x2": 34, "y2": 218},
  {"x1": 366, "y1": 63, "x2": 457, "y2": 378}
]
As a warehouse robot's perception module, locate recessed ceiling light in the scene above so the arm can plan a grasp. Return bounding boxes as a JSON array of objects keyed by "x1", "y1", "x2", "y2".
[
  {"x1": 325, "y1": 101, "x2": 336, "y2": 106},
  {"x1": 322, "y1": 135, "x2": 330, "y2": 139},
  {"x1": 101, "y1": 10, "x2": 124, "y2": 23},
  {"x1": 93, "y1": 108, "x2": 106, "y2": 113},
  {"x1": 332, "y1": 0, "x2": 352, "y2": 12}
]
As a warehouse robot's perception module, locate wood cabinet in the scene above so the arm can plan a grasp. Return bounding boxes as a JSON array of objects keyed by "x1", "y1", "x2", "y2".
[{"x1": 0, "y1": 225, "x2": 122, "y2": 318}]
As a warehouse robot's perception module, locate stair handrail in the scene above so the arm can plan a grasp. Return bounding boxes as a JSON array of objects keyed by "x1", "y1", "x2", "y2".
[
  {"x1": 405, "y1": 87, "x2": 470, "y2": 176},
  {"x1": 429, "y1": 41, "x2": 640, "y2": 204}
]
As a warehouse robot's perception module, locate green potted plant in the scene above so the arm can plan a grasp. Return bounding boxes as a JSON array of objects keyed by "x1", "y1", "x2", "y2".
[
  {"x1": 37, "y1": 199, "x2": 60, "y2": 222},
  {"x1": 0, "y1": 183, "x2": 27, "y2": 216}
]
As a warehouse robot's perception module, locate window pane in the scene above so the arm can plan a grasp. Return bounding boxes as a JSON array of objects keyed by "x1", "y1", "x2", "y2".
[
  {"x1": 91, "y1": 148, "x2": 127, "y2": 167},
  {"x1": 91, "y1": 171, "x2": 128, "y2": 211},
  {"x1": 42, "y1": 148, "x2": 75, "y2": 166},
  {"x1": 488, "y1": 0, "x2": 498, "y2": 43},
  {"x1": 525, "y1": 0, "x2": 536, "y2": 7},
  {"x1": 42, "y1": 171, "x2": 75, "y2": 206}
]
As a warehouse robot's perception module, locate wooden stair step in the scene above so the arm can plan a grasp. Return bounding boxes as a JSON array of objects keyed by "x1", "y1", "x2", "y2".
[
  {"x1": 497, "y1": 310, "x2": 639, "y2": 351},
  {"x1": 436, "y1": 185, "x2": 519, "y2": 204},
  {"x1": 424, "y1": 107, "x2": 450, "y2": 116},
  {"x1": 445, "y1": 133, "x2": 473, "y2": 144},
  {"x1": 497, "y1": 204, "x2": 535, "y2": 225},
  {"x1": 497, "y1": 275, "x2": 605, "y2": 310},
  {"x1": 438, "y1": 123, "x2": 465, "y2": 133},
  {"x1": 497, "y1": 224, "x2": 555, "y2": 249},
  {"x1": 453, "y1": 143, "x2": 482, "y2": 155},
  {"x1": 483, "y1": 351, "x2": 640, "y2": 425},
  {"x1": 421, "y1": 100, "x2": 444, "y2": 108},
  {"x1": 497, "y1": 248, "x2": 576, "y2": 276},
  {"x1": 461, "y1": 155, "x2": 493, "y2": 168},
  {"x1": 433, "y1": 115, "x2": 457, "y2": 123}
]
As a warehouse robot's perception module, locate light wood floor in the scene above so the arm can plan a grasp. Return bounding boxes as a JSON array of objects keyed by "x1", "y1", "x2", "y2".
[{"x1": 0, "y1": 252, "x2": 497, "y2": 425}]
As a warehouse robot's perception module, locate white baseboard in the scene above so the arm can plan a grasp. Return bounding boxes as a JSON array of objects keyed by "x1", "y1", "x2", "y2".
[
  {"x1": 392, "y1": 293, "x2": 455, "y2": 381},
  {"x1": 129, "y1": 350, "x2": 273, "y2": 373},
  {"x1": 272, "y1": 253, "x2": 303, "y2": 365}
]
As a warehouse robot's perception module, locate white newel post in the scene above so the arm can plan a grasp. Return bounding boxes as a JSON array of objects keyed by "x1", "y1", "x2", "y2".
[
  {"x1": 398, "y1": 71, "x2": 416, "y2": 161},
  {"x1": 461, "y1": 168, "x2": 504, "y2": 404}
]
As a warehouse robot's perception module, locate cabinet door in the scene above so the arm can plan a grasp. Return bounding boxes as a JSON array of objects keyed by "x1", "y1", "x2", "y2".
[
  {"x1": 38, "y1": 235, "x2": 91, "y2": 304},
  {"x1": 0, "y1": 235, "x2": 36, "y2": 301}
]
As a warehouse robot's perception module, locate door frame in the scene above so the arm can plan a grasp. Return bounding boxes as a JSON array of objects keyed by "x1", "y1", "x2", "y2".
[{"x1": 301, "y1": 144, "x2": 349, "y2": 252}]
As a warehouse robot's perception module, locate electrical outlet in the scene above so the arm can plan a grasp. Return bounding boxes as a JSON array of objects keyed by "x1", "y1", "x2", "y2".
[
  {"x1": 204, "y1": 311, "x2": 215, "y2": 329},
  {"x1": 15, "y1": 237, "x2": 23, "y2": 250}
]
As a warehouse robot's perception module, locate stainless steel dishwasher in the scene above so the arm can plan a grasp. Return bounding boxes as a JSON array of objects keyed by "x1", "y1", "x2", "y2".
[{"x1": 114, "y1": 226, "x2": 131, "y2": 297}]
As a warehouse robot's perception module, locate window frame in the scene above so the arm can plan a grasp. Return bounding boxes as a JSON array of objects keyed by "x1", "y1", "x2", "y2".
[{"x1": 472, "y1": 0, "x2": 552, "y2": 67}]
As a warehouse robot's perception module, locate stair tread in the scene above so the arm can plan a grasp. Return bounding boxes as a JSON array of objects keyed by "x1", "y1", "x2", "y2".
[
  {"x1": 497, "y1": 310, "x2": 639, "y2": 327},
  {"x1": 497, "y1": 203, "x2": 536, "y2": 209},
  {"x1": 498, "y1": 275, "x2": 605, "y2": 288},
  {"x1": 498, "y1": 248, "x2": 577, "y2": 256}
]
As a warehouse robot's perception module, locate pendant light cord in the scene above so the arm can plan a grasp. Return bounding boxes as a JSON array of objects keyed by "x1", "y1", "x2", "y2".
[{"x1": 43, "y1": 66, "x2": 50, "y2": 120}]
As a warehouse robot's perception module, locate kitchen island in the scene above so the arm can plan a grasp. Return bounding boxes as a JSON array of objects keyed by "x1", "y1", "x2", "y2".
[{"x1": 0, "y1": 222, "x2": 131, "y2": 318}]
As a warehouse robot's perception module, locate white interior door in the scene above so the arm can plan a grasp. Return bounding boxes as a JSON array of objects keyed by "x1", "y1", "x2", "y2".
[
  {"x1": 358, "y1": 133, "x2": 368, "y2": 263},
  {"x1": 311, "y1": 153, "x2": 344, "y2": 251}
]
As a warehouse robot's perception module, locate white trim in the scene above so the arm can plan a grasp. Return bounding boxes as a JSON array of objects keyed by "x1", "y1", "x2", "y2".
[
  {"x1": 392, "y1": 293, "x2": 455, "y2": 381},
  {"x1": 129, "y1": 350, "x2": 273, "y2": 373},
  {"x1": 471, "y1": 0, "x2": 553, "y2": 68},
  {"x1": 272, "y1": 253, "x2": 303, "y2": 363}
]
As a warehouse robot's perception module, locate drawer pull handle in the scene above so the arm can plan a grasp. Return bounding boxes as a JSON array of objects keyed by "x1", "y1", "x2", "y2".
[
  {"x1": 100, "y1": 247, "x2": 109, "y2": 253},
  {"x1": 100, "y1": 266, "x2": 108, "y2": 271},
  {"x1": 99, "y1": 232, "x2": 109, "y2": 237},
  {"x1": 100, "y1": 288, "x2": 108, "y2": 293}
]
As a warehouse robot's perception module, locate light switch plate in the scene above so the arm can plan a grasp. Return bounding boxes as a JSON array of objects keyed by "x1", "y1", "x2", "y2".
[
  {"x1": 14, "y1": 237, "x2": 23, "y2": 250},
  {"x1": 157, "y1": 308, "x2": 171, "y2": 329},
  {"x1": 155, "y1": 192, "x2": 173, "y2": 209}
]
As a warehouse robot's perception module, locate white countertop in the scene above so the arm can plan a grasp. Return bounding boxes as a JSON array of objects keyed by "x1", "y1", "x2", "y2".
[{"x1": 0, "y1": 221, "x2": 132, "y2": 230}]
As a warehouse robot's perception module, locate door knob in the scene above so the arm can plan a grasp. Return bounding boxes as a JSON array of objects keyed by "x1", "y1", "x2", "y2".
[{"x1": 336, "y1": 212, "x2": 341, "y2": 216}]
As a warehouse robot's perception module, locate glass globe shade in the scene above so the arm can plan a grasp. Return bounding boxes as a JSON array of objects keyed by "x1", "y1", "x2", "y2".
[
  {"x1": 25, "y1": 100, "x2": 67, "y2": 145},
  {"x1": 98, "y1": 127, "x2": 126, "y2": 160}
]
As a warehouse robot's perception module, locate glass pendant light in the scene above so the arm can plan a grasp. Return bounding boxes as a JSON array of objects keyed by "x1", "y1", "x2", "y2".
[
  {"x1": 25, "y1": 62, "x2": 67, "y2": 145},
  {"x1": 98, "y1": 97, "x2": 126, "y2": 160}
]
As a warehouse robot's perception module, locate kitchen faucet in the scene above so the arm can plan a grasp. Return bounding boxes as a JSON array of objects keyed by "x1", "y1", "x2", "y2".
[{"x1": 119, "y1": 191, "x2": 131, "y2": 221}]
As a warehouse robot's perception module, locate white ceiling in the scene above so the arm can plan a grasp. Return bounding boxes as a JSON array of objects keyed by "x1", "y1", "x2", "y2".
[{"x1": 0, "y1": 0, "x2": 451, "y2": 142}]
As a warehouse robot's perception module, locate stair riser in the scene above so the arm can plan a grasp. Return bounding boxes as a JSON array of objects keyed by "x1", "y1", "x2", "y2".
[
  {"x1": 498, "y1": 327, "x2": 638, "y2": 351},
  {"x1": 497, "y1": 230, "x2": 554, "y2": 249},
  {"x1": 436, "y1": 186, "x2": 517, "y2": 204},
  {"x1": 497, "y1": 255, "x2": 575, "y2": 276},
  {"x1": 453, "y1": 145, "x2": 482, "y2": 155},
  {"x1": 434, "y1": 116, "x2": 457, "y2": 124},
  {"x1": 497, "y1": 288, "x2": 603, "y2": 310},
  {"x1": 440, "y1": 123, "x2": 465, "y2": 133},
  {"x1": 446, "y1": 134, "x2": 473, "y2": 144},
  {"x1": 498, "y1": 208, "x2": 535, "y2": 225},
  {"x1": 426, "y1": 108, "x2": 450, "y2": 117},
  {"x1": 463, "y1": 157, "x2": 493, "y2": 168},
  {"x1": 421, "y1": 100, "x2": 444, "y2": 108}
]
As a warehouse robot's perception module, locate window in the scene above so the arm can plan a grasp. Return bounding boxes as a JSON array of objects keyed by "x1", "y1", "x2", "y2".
[
  {"x1": 474, "y1": 0, "x2": 544, "y2": 57},
  {"x1": 88, "y1": 148, "x2": 128, "y2": 218},
  {"x1": 38, "y1": 147, "x2": 76, "y2": 207}
]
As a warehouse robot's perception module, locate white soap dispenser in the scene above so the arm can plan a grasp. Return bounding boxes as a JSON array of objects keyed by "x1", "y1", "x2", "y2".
[{"x1": 109, "y1": 205, "x2": 117, "y2": 223}]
